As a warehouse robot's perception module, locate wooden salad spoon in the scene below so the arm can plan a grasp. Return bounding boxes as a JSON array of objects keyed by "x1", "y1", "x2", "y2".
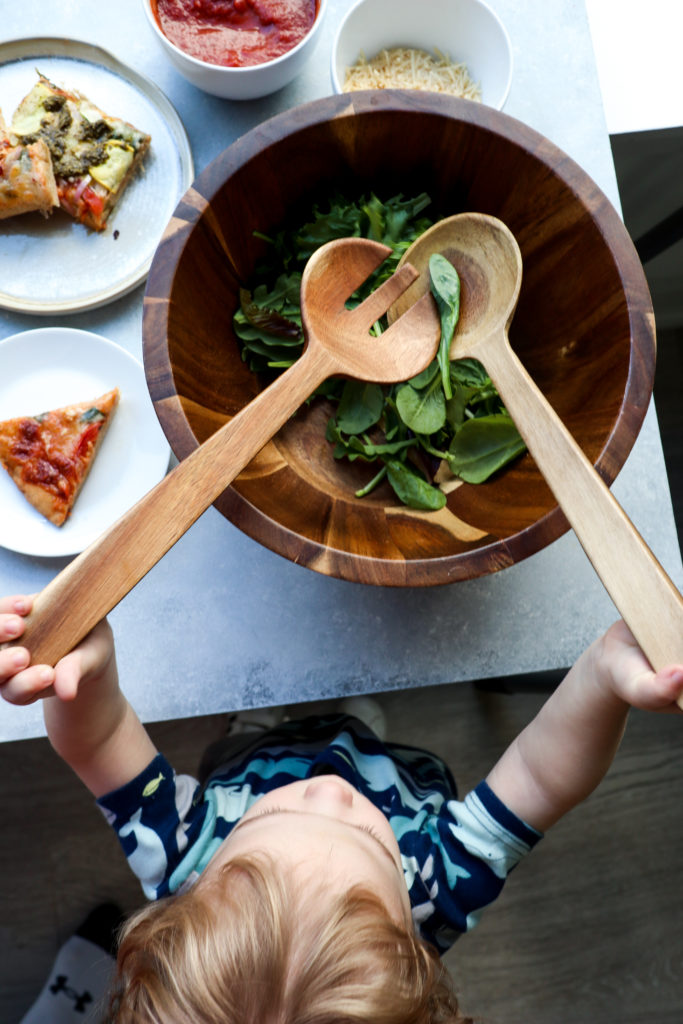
[
  {"x1": 392, "y1": 212, "x2": 683, "y2": 699},
  {"x1": 9, "y1": 238, "x2": 439, "y2": 668}
]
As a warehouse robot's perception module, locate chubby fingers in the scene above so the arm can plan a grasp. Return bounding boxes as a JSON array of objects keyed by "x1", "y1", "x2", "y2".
[
  {"x1": 51, "y1": 620, "x2": 114, "y2": 701},
  {"x1": 0, "y1": 649, "x2": 55, "y2": 705},
  {"x1": 618, "y1": 659, "x2": 683, "y2": 713},
  {"x1": 650, "y1": 665, "x2": 683, "y2": 712},
  {"x1": 0, "y1": 595, "x2": 58, "y2": 704},
  {"x1": 0, "y1": 595, "x2": 34, "y2": 645},
  {"x1": 0, "y1": 594, "x2": 34, "y2": 617}
]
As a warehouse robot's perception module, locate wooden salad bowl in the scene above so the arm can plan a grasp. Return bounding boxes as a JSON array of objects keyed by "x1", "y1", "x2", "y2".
[{"x1": 142, "y1": 91, "x2": 655, "y2": 587}]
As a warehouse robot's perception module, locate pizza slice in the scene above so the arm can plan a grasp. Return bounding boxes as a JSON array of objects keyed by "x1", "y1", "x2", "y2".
[
  {"x1": 0, "y1": 388, "x2": 119, "y2": 526},
  {"x1": 10, "y1": 75, "x2": 151, "y2": 231},
  {"x1": 0, "y1": 108, "x2": 59, "y2": 220}
]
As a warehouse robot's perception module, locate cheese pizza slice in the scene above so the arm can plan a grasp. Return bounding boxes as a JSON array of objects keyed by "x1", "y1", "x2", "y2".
[
  {"x1": 0, "y1": 388, "x2": 119, "y2": 526},
  {"x1": 10, "y1": 75, "x2": 150, "y2": 231},
  {"x1": 0, "y1": 109, "x2": 59, "y2": 220}
]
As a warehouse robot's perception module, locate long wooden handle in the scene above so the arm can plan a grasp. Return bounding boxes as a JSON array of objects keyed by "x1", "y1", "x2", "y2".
[
  {"x1": 12, "y1": 342, "x2": 335, "y2": 667},
  {"x1": 484, "y1": 332, "x2": 683, "y2": 703}
]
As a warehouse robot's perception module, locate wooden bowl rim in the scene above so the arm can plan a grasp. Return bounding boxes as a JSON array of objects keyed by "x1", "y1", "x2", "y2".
[{"x1": 143, "y1": 90, "x2": 655, "y2": 587}]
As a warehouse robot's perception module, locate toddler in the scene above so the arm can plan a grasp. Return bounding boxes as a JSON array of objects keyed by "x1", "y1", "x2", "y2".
[{"x1": 1, "y1": 593, "x2": 681, "y2": 1023}]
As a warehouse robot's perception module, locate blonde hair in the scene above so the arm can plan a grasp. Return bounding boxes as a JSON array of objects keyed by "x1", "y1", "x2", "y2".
[{"x1": 110, "y1": 854, "x2": 474, "y2": 1023}]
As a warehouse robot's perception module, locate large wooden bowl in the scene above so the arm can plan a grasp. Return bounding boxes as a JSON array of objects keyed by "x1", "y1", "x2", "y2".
[{"x1": 142, "y1": 92, "x2": 655, "y2": 587}]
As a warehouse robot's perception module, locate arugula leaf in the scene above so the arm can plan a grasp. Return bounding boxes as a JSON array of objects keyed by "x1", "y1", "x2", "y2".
[{"x1": 295, "y1": 201, "x2": 362, "y2": 259}]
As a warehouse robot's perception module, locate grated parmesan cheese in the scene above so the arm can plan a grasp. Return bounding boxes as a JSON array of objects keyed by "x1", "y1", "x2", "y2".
[{"x1": 343, "y1": 46, "x2": 482, "y2": 101}]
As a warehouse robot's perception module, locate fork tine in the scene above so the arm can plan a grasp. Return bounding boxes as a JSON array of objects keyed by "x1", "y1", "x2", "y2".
[
  {"x1": 362, "y1": 292, "x2": 441, "y2": 383},
  {"x1": 300, "y1": 238, "x2": 394, "y2": 311}
]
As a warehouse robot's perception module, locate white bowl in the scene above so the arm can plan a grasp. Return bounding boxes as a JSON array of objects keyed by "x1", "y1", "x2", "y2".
[
  {"x1": 331, "y1": 0, "x2": 512, "y2": 110},
  {"x1": 142, "y1": 0, "x2": 328, "y2": 100}
]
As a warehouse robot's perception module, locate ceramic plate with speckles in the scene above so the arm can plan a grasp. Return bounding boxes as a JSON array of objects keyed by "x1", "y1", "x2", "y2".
[{"x1": 0, "y1": 37, "x2": 193, "y2": 314}]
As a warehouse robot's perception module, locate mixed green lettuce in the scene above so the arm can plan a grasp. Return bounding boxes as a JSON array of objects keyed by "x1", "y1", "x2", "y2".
[{"x1": 233, "y1": 191, "x2": 525, "y2": 510}]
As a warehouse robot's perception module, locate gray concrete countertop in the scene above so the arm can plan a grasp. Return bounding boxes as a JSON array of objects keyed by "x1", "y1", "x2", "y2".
[{"x1": 1, "y1": 0, "x2": 681, "y2": 741}]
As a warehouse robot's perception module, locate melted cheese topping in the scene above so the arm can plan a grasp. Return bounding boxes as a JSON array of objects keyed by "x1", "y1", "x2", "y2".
[{"x1": 343, "y1": 47, "x2": 482, "y2": 100}]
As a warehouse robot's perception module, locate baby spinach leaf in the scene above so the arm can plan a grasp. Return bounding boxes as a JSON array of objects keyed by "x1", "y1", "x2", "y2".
[
  {"x1": 335, "y1": 380, "x2": 385, "y2": 434},
  {"x1": 447, "y1": 413, "x2": 526, "y2": 484},
  {"x1": 429, "y1": 254, "x2": 461, "y2": 401},
  {"x1": 450, "y1": 357, "x2": 488, "y2": 386},
  {"x1": 446, "y1": 382, "x2": 479, "y2": 430},
  {"x1": 326, "y1": 419, "x2": 415, "y2": 462},
  {"x1": 385, "y1": 459, "x2": 447, "y2": 510},
  {"x1": 407, "y1": 359, "x2": 439, "y2": 390},
  {"x1": 396, "y1": 376, "x2": 446, "y2": 435}
]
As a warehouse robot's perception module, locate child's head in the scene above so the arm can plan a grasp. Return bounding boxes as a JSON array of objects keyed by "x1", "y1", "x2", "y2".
[{"x1": 110, "y1": 776, "x2": 475, "y2": 1022}]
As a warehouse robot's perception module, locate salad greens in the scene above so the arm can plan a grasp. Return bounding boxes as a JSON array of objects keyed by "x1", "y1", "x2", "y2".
[{"x1": 233, "y1": 191, "x2": 525, "y2": 510}]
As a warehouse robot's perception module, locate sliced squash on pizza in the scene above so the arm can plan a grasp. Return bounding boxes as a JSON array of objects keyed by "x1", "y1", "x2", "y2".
[
  {"x1": 10, "y1": 75, "x2": 150, "y2": 231},
  {"x1": 0, "y1": 388, "x2": 119, "y2": 526}
]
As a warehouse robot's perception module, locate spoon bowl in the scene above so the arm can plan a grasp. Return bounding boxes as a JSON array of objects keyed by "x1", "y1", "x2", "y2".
[
  {"x1": 392, "y1": 213, "x2": 522, "y2": 347},
  {"x1": 397, "y1": 211, "x2": 683, "y2": 689}
]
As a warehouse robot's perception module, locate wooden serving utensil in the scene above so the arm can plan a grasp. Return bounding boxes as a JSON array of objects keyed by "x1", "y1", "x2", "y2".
[
  {"x1": 392, "y1": 212, "x2": 683, "y2": 701},
  {"x1": 9, "y1": 238, "x2": 439, "y2": 668}
]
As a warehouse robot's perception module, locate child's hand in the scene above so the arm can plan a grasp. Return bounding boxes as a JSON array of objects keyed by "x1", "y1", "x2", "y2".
[
  {"x1": 592, "y1": 620, "x2": 683, "y2": 713},
  {"x1": 0, "y1": 594, "x2": 114, "y2": 707}
]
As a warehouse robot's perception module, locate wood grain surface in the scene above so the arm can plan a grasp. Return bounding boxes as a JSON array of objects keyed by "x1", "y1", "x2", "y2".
[{"x1": 143, "y1": 91, "x2": 656, "y2": 586}]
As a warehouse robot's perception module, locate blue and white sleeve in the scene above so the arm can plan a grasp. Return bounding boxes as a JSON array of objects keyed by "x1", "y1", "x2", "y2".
[
  {"x1": 96, "y1": 753, "x2": 208, "y2": 899},
  {"x1": 409, "y1": 780, "x2": 542, "y2": 952}
]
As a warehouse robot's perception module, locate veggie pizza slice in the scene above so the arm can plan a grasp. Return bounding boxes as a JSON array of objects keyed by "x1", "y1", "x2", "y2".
[
  {"x1": 0, "y1": 109, "x2": 59, "y2": 220},
  {"x1": 10, "y1": 75, "x2": 150, "y2": 231},
  {"x1": 0, "y1": 388, "x2": 119, "y2": 526}
]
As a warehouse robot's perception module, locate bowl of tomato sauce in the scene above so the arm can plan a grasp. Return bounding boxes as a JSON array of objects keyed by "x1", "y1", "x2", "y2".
[{"x1": 142, "y1": 0, "x2": 328, "y2": 99}]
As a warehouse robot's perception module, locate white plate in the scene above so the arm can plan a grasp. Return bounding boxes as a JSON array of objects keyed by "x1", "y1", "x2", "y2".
[
  {"x1": 0, "y1": 37, "x2": 194, "y2": 315},
  {"x1": 0, "y1": 327, "x2": 170, "y2": 556}
]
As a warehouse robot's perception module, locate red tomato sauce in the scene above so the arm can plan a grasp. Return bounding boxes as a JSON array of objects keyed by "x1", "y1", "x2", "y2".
[
  {"x1": 13, "y1": 419, "x2": 75, "y2": 495},
  {"x1": 152, "y1": 0, "x2": 319, "y2": 68}
]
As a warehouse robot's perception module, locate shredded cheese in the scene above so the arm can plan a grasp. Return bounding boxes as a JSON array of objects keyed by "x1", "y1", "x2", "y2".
[{"x1": 343, "y1": 46, "x2": 482, "y2": 101}]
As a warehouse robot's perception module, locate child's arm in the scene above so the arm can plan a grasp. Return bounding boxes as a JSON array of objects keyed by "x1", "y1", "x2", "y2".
[
  {"x1": 486, "y1": 620, "x2": 683, "y2": 832},
  {"x1": 0, "y1": 594, "x2": 157, "y2": 798}
]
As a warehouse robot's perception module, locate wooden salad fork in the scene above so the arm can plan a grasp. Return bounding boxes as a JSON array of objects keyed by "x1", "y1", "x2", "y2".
[{"x1": 9, "y1": 238, "x2": 439, "y2": 668}]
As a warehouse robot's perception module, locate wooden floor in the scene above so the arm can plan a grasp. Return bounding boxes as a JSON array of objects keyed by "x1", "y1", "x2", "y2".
[
  {"x1": 1, "y1": 669, "x2": 682, "y2": 1022},
  {"x1": 2, "y1": 350, "x2": 682, "y2": 1021}
]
